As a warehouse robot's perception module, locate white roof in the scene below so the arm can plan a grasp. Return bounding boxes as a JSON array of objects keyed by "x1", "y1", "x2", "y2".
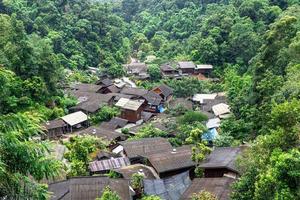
[
  {"x1": 192, "y1": 93, "x2": 217, "y2": 104},
  {"x1": 61, "y1": 111, "x2": 88, "y2": 126},
  {"x1": 212, "y1": 103, "x2": 230, "y2": 116},
  {"x1": 196, "y1": 64, "x2": 213, "y2": 69},
  {"x1": 116, "y1": 98, "x2": 130, "y2": 107},
  {"x1": 116, "y1": 98, "x2": 144, "y2": 111},
  {"x1": 206, "y1": 118, "x2": 221, "y2": 129},
  {"x1": 112, "y1": 145, "x2": 124, "y2": 154}
]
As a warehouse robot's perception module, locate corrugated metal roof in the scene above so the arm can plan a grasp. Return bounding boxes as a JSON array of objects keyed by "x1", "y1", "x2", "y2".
[
  {"x1": 89, "y1": 157, "x2": 130, "y2": 173},
  {"x1": 61, "y1": 111, "x2": 88, "y2": 126},
  {"x1": 144, "y1": 171, "x2": 191, "y2": 200},
  {"x1": 192, "y1": 94, "x2": 217, "y2": 103},
  {"x1": 180, "y1": 177, "x2": 235, "y2": 200},
  {"x1": 178, "y1": 61, "x2": 196, "y2": 69},
  {"x1": 206, "y1": 118, "x2": 221, "y2": 129},
  {"x1": 116, "y1": 98, "x2": 144, "y2": 111},
  {"x1": 195, "y1": 64, "x2": 213, "y2": 69},
  {"x1": 212, "y1": 103, "x2": 230, "y2": 116}
]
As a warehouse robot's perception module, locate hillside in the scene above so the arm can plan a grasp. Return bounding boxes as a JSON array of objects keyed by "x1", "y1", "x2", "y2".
[{"x1": 0, "y1": 0, "x2": 299, "y2": 199}]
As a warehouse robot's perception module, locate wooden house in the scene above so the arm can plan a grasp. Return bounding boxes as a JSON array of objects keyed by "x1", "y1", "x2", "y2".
[
  {"x1": 199, "y1": 147, "x2": 243, "y2": 178},
  {"x1": 115, "y1": 98, "x2": 145, "y2": 122},
  {"x1": 152, "y1": 84, "x2": 173, "y2": 102},
  {"x1": 180, "y1": 177, "x2": 235, "y2": 200},
  {"x1": 178, "y1": 61, "x2": 196, "y2": 74},
  {"x1": 194, "y1": 64, "x2": 213, "y2": 76},
  {"x1": 69, "y1": 93, "x2": 114, "y2": 114},
  {"x1": 124, "y1": 62, "x2": 149, "y2": 80},
  {"x1": 160, "y1": 63, "x2": 179, "y2": 78},
  {"x1": 142, "y1": 91, "x2": 163, "y2": 113},
  {"x1": 41, "y1": 119, "x2": 67, "y2": 139},
  {"x1": 144, "y1": 145, "x2": 195, "y2": 178}
]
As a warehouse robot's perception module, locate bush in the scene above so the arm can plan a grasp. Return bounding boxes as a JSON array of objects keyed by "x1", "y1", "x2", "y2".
[
  {"x1": 91, "y1": 105, "x2": 120, "y2": 124},
  {"x1": 178, "y1": 111, "x2": 208, "y2": 125}
]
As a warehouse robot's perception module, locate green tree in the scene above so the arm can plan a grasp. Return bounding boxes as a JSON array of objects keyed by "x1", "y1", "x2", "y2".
[
  {"x1": 147, "y1": 64, "x2": 161, "y2": 80},
  {"x1": 96, "y1": 187, "x2": 121, "y2": 200},
  {"x1": 191, "y1": 191, "x2": 217, "y2": 200},
  {"x1": 91, "y1": 106, "x2": 120, "y2": 124}
]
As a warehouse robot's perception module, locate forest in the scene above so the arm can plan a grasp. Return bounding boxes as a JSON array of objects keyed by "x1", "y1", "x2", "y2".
[{"x1": 0, "y1": 0, "x2": 299, "y2": 199}]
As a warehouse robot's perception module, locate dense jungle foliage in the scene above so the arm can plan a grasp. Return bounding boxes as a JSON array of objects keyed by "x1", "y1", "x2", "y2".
[{"x1": 0, "y1": 0, "x2": 299, "y2": 199}]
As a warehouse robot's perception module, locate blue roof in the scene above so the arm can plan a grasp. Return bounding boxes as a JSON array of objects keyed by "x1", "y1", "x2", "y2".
[{"x1": 202, "y1": 128, "x2": 219, "y2": 141}]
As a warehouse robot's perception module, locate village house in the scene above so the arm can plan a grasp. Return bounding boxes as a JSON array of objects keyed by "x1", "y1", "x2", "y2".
[
  {"x1": 61, "y1": 111, "x2": 89, "y2": 133},
  {"x1": 160, "y1": 63, "x2": 180, "y2": 78},
  {"x1": 120, "y1": 87, "x2": 149, "y2": 97},
  {"x1": 115, "y1": 98, "x2": 145, "y2": 122},
  {"x1": 119, "y1": 137, "x2": 173, "y2": 163},
  {"x1": 199, "y1": 147, "x2": 243, "y2": 178},
  {"x1": 48, "y1": 176, "x2": 132, "y2": 200},
  {"x1": 124, "y1": 62, "x2": 149, "y2": 80},
  {"x1": 143, "y1": 171, "x2": 191, "y2": 200},
  {"x1": 41, "y1": 119, "x2": 67, "y2": 140},
  {"x1": 180, "y1": 177, "x2": 235, "y2": 200},
  {"x1": 69, "y1": 93, "x2": 114, "y2": 114},
  {"x1": 152, "y1": 84, "x2": 173, "y2": 103},
  {"x1": 76, "y1": 126, "x2": 127, "y2": 148},
  {"x1": 144, "y1": 145, "x2": 195, "y2": 178},
  {"x1": 178, "y1": 61, "x2": 196, "y2": 75},
  {"x1": 194, "y1": 64, "x2": 213, "y2": 77},
  {"x1": 142, "y1": 91, "x2": 164, "y2": 113},
  {"x1": 89, "y1": 157, "x2": 131, "y2": 175}
]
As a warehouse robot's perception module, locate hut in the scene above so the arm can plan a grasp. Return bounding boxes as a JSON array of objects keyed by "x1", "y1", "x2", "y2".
[
  {"x1": 42, "y1": 119, "x2": 67, "y2": 139},
  {"x1": 115, "y1": 98, "x2": 145, "y2": 122},
  {"x1": 61, "y1": 111, "x2": 88, "y2": 132}
]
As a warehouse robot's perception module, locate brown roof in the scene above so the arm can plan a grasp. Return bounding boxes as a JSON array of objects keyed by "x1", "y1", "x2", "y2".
[
  {"x1": 146, "y1": 145, "x2": 195, "y2": 174},
  {"x1": 154, "y1": 84, "x2": 173, "y2": 98},
  {"x1": 178, "y1": 61, "x2": 196, "y2": 69},
  {"x1": 160, "y1": 63, "x2": 178, "y2": 72},
  {"x1": 169, "y1": 98, "x2": 193, "y2": 110},
  {"x1": 120, "y1": 87, "x2": 148, "y2": 96},
  {"x1": 142, "y1": 112, "x2": 155, "y2": 122},
  {"x1": 199, "y1": 147, "x2": 242, "y2": 174},
  {"x1": 180, "y1": 177, "x2": 235, "y2": 200},
  {"x1": 72, "y1": 83, "x2": 102, "y2": 93},
  {"x1": 70, "y1": 94, "x2": 113, "y2": 113},
  {"x1": 48, "y1": 177, "x2": 131, "y2": 200},
  {"x1": 106, "y1": 85, "x2": 121, "y2": 93},
  {"x1": 114, "y1": 164, "x2": 158, "y2": 179},
  {"x1": 76, "y1": 126, "x2": 124, "y2": 143},
  {"x1": 42, "y1": 119, "x2": 66, "y2": 130},
  {"x1": 120, "y1": 137, "x2": 173, "y2": 159},
  {"x1": 89, "y1": 157, "x2": 131, "y2": 173},
  {"x1": 96, "y1": 78, "x2": 113, "y2": 86},
  {"x1": 142, "y1": 91, "x2": 163, "y2": 106}
]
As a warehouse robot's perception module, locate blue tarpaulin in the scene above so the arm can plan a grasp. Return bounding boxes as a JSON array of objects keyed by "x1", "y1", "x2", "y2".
[{"x1": 202, "y1": 128, "x2": 219, "y2": 141}]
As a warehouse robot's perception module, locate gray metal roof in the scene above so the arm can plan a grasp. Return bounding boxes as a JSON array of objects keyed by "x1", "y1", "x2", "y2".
[
  {"x1": 89, "y1": 157, "x2": 130, "y2": 173},
  {"x1": 144, "y1": 171, "x2": 192, "y2": 200},
  {"x1": 61, "y1": 111, "x2": 88, "y2": 126}
]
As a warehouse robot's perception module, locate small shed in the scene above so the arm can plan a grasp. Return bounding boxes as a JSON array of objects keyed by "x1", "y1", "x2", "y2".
[
  {"x1": 145, "y1": 145, "x2": 195, "y2": 178},
  {"x1": 42, "y1": 119, "x2": 67, "y2": 139},
  {"x1": 180, "y1": 177, "x2": 235, "y2": 200},
  {"x1": 116, "y1": 98, "x2": 145, "y2": 122},
  {"x1": 199, "y1": 147, "x2": 243, "y2": 178},
  {"x1": 89, "y1": 157, "x2": 131, "y2": 174},
  {"x1": 160, "y1": 63, "x2": 179, "y2": 78},
  {"x1": 119, "y1": 137, "x2": 173, "y2": 163},
  {"x1": 61, "y1": 111, "x2": 88, "y2": 132}
]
